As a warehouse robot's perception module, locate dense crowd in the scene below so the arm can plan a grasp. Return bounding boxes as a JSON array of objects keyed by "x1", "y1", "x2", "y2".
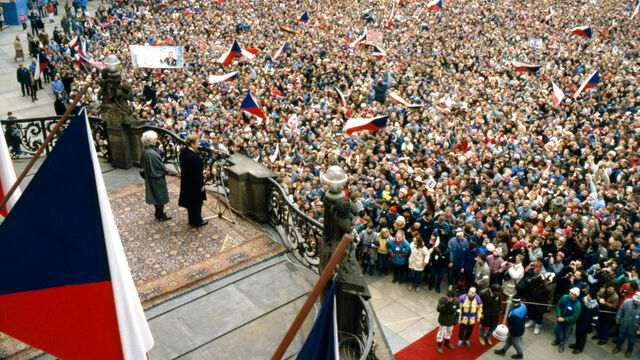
[{"x1": 9, "y1": 0, "x2": 640, "y2": 356}]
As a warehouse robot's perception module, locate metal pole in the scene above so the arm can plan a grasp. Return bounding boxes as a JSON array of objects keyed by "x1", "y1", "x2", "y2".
[
  {"x1": 0, "y1": 83, "x2": 90, "y2": 214},
  {"x1": 271, "y1": 234, "x2": 353, "y2": 360}
]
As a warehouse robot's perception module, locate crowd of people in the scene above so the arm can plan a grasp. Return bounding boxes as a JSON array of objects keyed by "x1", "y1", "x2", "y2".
[{"x1": 7, "y1": 0, "x2": 640, "y2": 356}]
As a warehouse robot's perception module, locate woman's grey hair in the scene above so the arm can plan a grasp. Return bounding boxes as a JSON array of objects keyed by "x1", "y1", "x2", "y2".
[{"x1": 141, "y1": 130, "x2": 158, "y2": 147}]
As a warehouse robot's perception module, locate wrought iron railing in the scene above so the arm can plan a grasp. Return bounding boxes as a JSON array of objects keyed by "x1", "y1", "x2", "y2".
[
  {"x1": 266, "y1": 177, "x2": 376, "y2": 360},
  {"x1": 0, "y1": 116, "x2": 220, "y2": 184}
]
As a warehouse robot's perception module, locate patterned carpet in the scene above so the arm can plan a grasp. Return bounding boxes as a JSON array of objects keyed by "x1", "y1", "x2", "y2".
[{"x1": 0, "y1": 177, "x2": 285, "y2": 359}]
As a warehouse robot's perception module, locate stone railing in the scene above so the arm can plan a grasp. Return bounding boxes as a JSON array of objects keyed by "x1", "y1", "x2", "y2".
[{"x1": 266, "y1": 177, "x2": 376, "y2": 360}]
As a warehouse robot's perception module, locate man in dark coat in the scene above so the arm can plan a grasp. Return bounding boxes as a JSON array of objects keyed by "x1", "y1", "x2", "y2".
[
  {"x1": 140, "y1": 131, "x2": 170, "y2": 221},
  {"x1": 570, "y1": 290, "x2": 599, "y2": 354},
  {"x1": 179, "y1": 134, "x2": 207, "y2": 226},
  {"x1": 17, "y1": 64, "x2": 30, "y2": 97},
  {"x1": 479, "y1": 284, "x2": 501, "y2": 345},
  {"x1": 436, "y1": 290, "x2": 459, "y2": 354}
]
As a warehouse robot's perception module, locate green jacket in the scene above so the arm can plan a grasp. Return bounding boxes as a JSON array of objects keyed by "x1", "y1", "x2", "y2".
[
  {"x1": 556, "y1": 295, "x2": 581, "y2": 325},
  {"x1": 437, "y1": 297, "x2": 460, "y2": 326}
]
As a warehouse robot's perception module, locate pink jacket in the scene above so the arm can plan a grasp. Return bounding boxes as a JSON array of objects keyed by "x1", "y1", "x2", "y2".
[{"x1": 487, "y1": 254, "x2": 504, "y2": 275}]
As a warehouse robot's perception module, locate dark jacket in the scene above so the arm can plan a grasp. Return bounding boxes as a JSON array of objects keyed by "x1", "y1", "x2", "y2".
[
  {"x1": 17, "y1": 67, "x2": 29, "y2": 83},
  {"x1": 479, "y1": 288, "x2": 501, "y2": 328},
  {"x1": 178, "y1": 146, "x2": 206, "y2": 208},
  {"x1": 508, "y1": 303, "x2": 527, "y2": 337},
  {"x1": 141, "y1": 146, "x2": 169, "y2": 205},
  {"x1": 437, "y1": 296, "x2": 460, "y2": 326},
  {"x1": 576, "y1": 297, "x2": 599, "y2": 332},
  {"x1": 54, "y1": 98, "x2": 67, "y2": 115}
]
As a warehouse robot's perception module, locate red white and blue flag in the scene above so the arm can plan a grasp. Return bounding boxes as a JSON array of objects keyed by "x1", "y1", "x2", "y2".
[
  {"x1": 272, "y1": 43, "x2": 287, "y2": 60},
  {"x1": 67, "y1": 36, "x2": 79, "y2": 49},
  {"x1": 386, "y1": 3, "x2": 395, "y2": 30},
  {"x1": 0, "y1": 125, "x2": 21, "y2": 218},
  {"x1": 208, "y1": 70, "x2": 239, "y2": 84},
  {"x1": 427, "y1": 0, "x2": 442, "y2": 11},
  {"x1": 77, "y1": 39, "x2": 105, "y2": 70},
  {"x1": 241, "y1": 92, "x2": 266, "y2": 120},
  {"x1": 348, "y1": 28, "x2": 367, "y2": 48},
  {"x1": 372, "y1": 45, "x2": 386, "y2": 60},
  {"x1": 572, "y1": 70, "x2": 600, "y2": 99},
  {"x1": 297, "y1": 11, "x2": 310, "y2": 23},
  {"x1": 344, "y1": 114, "x2": 389, "y2": 134},
  {"x1": 551, "y1": 81, "x2": 565, "y2": 107},
  {"x1": 510, "y1": 60, "x2": 541, "y2": 73},
  {"x1": 631, "y1": 0, "x2": 640, "y2": 19},
  {"x1": 0, "y1": 108, "x2": 154, "y2": 360},
  {"x1": 334, "y1": 87, "x2": 352, "y2": 118},
  {"x1": 196, "y1": 39, "x2": 210, "y2": 50},
  {"x1": 571, "y1": 26, "x2": 592, "y2": 39},
  {"x1": 543, "y1": 7, "x2": 554, "y2": 22},
  {"x1": 34, "y1": 52, "x2": 50, "y2": 80},
  {"x1": 217, "y1": 40, "x2": 243, "y2": 66},
  {"x1": 242, "y1": 47, "x2": 259, "y2": 59},
  {"x1": 388, "y1": 92, "x2": 423, "y2": 111}
]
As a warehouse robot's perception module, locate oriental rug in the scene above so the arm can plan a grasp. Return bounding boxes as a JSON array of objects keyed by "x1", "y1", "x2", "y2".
[{"x1": 0, "y1": 177, "x2": 285, "y2": 359}]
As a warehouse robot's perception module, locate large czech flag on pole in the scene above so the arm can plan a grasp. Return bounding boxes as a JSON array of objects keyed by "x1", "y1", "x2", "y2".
[
  {"x1": 241, "y1": 92, "x2": 266, "y2": 120},
  {"x1": 0, "y1": 125, "x2": 21, "y2": 217},
  {"x1": 572, "y1": 70, "x2": 599, "y2": 99},
  {"x1": 0, "y1": 108, "x2": 154, "y2": 360},
  {"x1": 427, "y1": 0, "x2": 442, "y2": 11},
  {"x1": 344, "y1": 114, "x2": 389, "y2": 134},
  {"x1": 296, "y1": 279, "x2": 339, "y2": 360}
]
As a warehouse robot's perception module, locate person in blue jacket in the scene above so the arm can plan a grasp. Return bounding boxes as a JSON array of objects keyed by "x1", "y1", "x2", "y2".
[
  {"x1": 448, "y1": 228, "x2": 469, "y2": 289},
  {"x1": 494, "y1": 296, "x2": 527, "y2": 359},
  {"x1": 388, "y1": 230, "x2": 411, "y2": 284}
]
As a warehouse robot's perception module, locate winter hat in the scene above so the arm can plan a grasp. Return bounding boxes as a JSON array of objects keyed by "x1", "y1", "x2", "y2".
[{"x1": 569, "y1": 288, "x2": 580, "y2": 296}]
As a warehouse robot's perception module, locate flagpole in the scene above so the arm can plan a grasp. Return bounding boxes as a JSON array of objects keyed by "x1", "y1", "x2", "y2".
[
  {"x1": 0, "y1": 83, "x2": 90, "y2": 213},
  {"x1": 271, "y1": 234, "x2": 353, "y2": 360}
]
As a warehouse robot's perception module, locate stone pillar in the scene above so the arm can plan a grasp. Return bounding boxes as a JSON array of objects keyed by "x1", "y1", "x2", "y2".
[
  {"x1": 104, "y1": 121, "x2": 132, "y2": 168},
  {"x1": 226, "y1": 153, "x2": 276, "y2": 222}
]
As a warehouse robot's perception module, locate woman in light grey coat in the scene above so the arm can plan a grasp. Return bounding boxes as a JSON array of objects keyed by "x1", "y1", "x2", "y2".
[{"x1": 140, "y1": 131, "x2": 171, "y2": 221}]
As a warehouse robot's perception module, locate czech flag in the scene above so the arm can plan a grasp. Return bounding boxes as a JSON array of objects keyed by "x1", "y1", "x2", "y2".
[
  {"x1": 279, "y1": 25, "x2": 301, "y2": 34},
  {"x1": 272, "y1": 42, "x2": 287, "y2": 60},
  {"x1": 208, "y1": 70, "x2": 239, "y2": 84},
  {"x1": 427, "y1": 0, "x2": 442, "y2": 11},
  {"x1": 217, "y1": 40, "x2": 243, "y2": 66},
  {"x1": 348, "y1": 28, "x2": 367, "y2": 48},
  {"x1": 34, "y1": 52, "x2": 50, "y2": 80},
  {"x1": 551, "y1": 81, "x2": 565, "y2": 107},
  {"x1": 0, "y1": 125, "x2": 21, "y2": 218},
  {"x1": 67, "y1": 36, "x2": 79, "y2": 49},
  {"x1": 334, "y1": 87, "x2": 352, "y2": 118},
  {"x1": 386, "y1": 3, "x2": 395, "y2": 30},
  {"x1": 543, "y1": 7, "x2": 554, "y2": 22},
  {"x1": 241, "y1": 92, "x2": 266, "y2": 120},
  {"x1": 296, "y1": 279, "x2": 339, "y2": 360},
  {"x1": 510, "y1": 60, "x2": 541, "y2": 73},
  {"x1": 344, "y1": 114, "x2": 389, "y2": 134},
  {"x1": 297, "y1": 11, "x2": 310, "y2": 23},
  {"x1": 0, "y1": 108, "x2": 154, "y2": 360},
  {"x1": 570, "y1": 26, "x2": 592, "y2": 39},
  {"x1": 632, "y1": 0, "x2": 640, "y2": 19},
  {"x1": 388, "y1": 92, "x2": 423, "y2": 111},
  {"x1": 372, "y1": 45, "x2": 386, "y2": 60},
  {"x1": 242, "y1": 47, "x2": 259, "y2": 60},
  {"x1": 77, "y1": 39, "x2": 105, "y2": 70},
  {"x1": 572, "y1": 70, "x2": 600, "y2": 99}
]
